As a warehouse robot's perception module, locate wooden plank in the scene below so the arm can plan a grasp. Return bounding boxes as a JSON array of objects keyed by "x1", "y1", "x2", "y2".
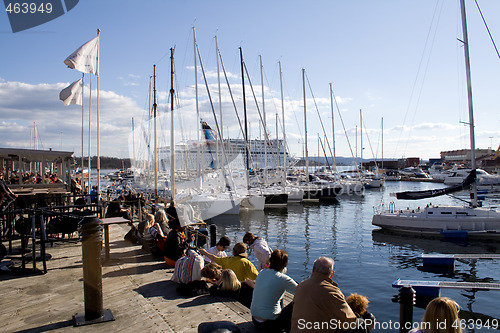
[{"x1": 0, "y1": 223, "x2": 267, "y2": 333}]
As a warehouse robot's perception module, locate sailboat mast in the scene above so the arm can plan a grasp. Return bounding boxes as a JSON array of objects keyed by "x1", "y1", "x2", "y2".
[
  {"x1": 216, "y1": 36, "x2": 223, "y2": 140},
  {"x1": 216, "y1": 35, "x2": 222, "y2": 169},
  {"x1": 460, "y1": 0, "x2": 477, "y2": 207},
  {"x1": 170, "y1": 48, "x2": 175, "y2": 201},
  {"x1": 360, "y1": 109, "x2": 363, "y2": 171},
  {"x1": 302, "y1": 69, "x2": 309, "y2": 184},
  {"x1": 193, "y1": 27, "x2": 200, "y2": 178},
  {"x1": 240, "y1": 47, "x2": 249, "y2": 173},
  {"x1": 329, "y1": 83, "x2": 337, "y2": 173},
  {"x1": 279, "y1": 62, "x2": 287, "y2": 176},
  {"x1": 260, "y1": 55, "x2": 268, "y2": 179},
  {"x1": 381, "y1": 117, "x2": 384, "y2": 171},
  {"x1": 153, "y1": 64, "x2": 158, "y2": 203}
]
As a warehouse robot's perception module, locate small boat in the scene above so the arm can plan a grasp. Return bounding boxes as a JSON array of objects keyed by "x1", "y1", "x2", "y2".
[{"x1": 372, "y1": 0, "x2": 500, "y2": 239}]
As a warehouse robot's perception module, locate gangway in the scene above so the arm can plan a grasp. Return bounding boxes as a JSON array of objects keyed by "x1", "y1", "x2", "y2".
[
  {"x1": 418, "y1": 253, "x2": 500, "y2": 268},
  {"x1": 393, "y1": 278, "x2": 500, "y2": 297}
]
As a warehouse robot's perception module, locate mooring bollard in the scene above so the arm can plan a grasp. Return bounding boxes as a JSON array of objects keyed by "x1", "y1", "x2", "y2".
[
  {"x1": 210, "y1": 224, "x2": 217, "y2": 247},
  {"x1": 73, "y1": 216, "x2": 114, "y2": 326},
  {"x1": 398, "y1": 286, "x2": 416, "y2": 333}
]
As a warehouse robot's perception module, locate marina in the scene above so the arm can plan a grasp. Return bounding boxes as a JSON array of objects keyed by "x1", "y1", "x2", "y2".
[
  {"x1": 2, "y1": 179, "x2": 500, "y2": 332},
  {"x1": 2, "y1": 0, "x2": 500, "y2": 332}
]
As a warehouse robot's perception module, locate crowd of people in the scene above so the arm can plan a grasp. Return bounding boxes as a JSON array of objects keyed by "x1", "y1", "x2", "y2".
[
  {"x1": 3, "y1": 171, "x2": 64, "y2": 185},
  {"x1": 122, "y1": 203, "x2": 462, "y2": 333}
]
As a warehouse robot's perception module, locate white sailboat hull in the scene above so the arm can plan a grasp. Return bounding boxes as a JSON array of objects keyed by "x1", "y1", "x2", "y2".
[
  {"x1": 177, "y1": 193, "x2": 241, "y2": 220},
  {"x1": 372, "y1": 205, "x2": 500, "y2": 238},
  {"x1": 240, "y1": 195, "x2": 265, "y2": 211}
]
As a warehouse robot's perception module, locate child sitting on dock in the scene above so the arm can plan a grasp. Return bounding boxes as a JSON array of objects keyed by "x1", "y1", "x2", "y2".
[
  {"x1": 345, "y1": 293, "x2": 376, "y2": 332},
  {"x1": 200, "y1": 242, "x2": 259, "y2": 282},
  {"x1": 243, "y1": 232, "x2": 272, "y2": 271},
  {"x1": 204, "y1": 236, "x2": 230, "y2": 263},
  {"x1": 175, "y1": 262, "x2": 222, "y2": 297}
]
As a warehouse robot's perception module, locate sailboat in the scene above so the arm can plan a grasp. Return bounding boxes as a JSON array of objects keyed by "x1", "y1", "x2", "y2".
[{"x1": 371, "y1": 0, "x2": 500, "y2": 238}]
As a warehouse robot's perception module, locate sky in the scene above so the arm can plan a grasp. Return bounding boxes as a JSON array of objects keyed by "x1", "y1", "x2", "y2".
[{"x1": 1, "y1": 0, "x2": 500, "y2": 162}]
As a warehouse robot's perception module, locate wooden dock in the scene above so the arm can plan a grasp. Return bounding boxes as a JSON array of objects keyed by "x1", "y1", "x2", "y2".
[{"x1": 0, "y1": 223, "x2": 269, "y2": 332}]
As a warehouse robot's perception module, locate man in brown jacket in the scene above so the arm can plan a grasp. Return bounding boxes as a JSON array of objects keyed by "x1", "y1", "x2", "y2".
[{"x1": 291, "y1": 257, "x2": 359, "y2": 332}]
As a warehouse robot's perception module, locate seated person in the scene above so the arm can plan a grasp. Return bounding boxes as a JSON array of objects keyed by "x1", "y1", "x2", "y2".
[
  {"x1": 209, "y1": 269, "x2": 255, "y2": 308},
  {"x1": 251, "y1": 249, "x2": 297, "y2": 333},
  {"x1": 200, "y1": 242, "x2": 258, "y2": 282},
  {"x1": 90, "y1": 185, "x2": 98, "y2": 203},
  {"x1": 345, "y1": 293, "x2": 376, "y2": 333},
  {"x1": 205, "y1": 236, "x2": 231, "y2": 263},
  {"x1": 142, "y1": 213, "x2": 165, "y2": 258},
  {"x1": 105, "y1": 195, "x2": 131, "y2": 220},
  {"x1": 243, "y1": 232, "x2": 272, "y2": 271},
  {"x1": 172, "y1": 249, "x2": 205, "y2": 284},
  {"x1": 176, "y1": 262, "x2": 222, "y2": 297},
  {"x1": 163, "y1": 219, "x2": 195, "y2": 267},
  {"x1": 154, "y1": 209, "x2": 169, "y2": 236}
]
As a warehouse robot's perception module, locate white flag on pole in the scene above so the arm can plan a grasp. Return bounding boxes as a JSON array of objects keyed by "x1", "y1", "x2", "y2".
[
  {"x1": 64, "y1": 36, "x2": 99, "y2": 75},
  {"x1": 59, "y1": 78, "x2": 83, "y2": 106}
]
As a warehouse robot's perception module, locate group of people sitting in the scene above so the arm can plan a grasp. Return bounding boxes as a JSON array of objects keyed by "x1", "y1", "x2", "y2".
[
  {"x1": 135, "y1": 204, "x2": 462, "y2": 333},
  {"x1": 149, "y1": 225, "x2": 376, "y2": 333},
  {"x1": 4, "y1": 171, "x2": 63, "y2": 185}
]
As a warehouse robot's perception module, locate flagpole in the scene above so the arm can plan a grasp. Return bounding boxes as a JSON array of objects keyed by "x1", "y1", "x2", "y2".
[
  {"x1": 96, "y1": 29, "x2": 101, "y2": 203},
  {"x1": 88, "y1": 73, "x2": 92, "y2": 196},
  {"x1": 81, "y1": 73, "x2": 85, "y2": 192}
]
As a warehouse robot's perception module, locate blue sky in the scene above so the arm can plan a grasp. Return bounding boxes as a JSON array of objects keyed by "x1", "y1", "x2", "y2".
[{"x1": 1, "y1": 0, "x2": 500, "y2": 160}]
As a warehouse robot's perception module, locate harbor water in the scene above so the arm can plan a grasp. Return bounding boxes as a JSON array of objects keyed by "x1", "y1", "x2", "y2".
[{"x1": 209, "y1": 181, "x2": 500, "y2": 332}]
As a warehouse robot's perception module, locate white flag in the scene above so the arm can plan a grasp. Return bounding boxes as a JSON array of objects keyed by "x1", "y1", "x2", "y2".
[
  {"x1": 59, "y1": 78, "x2": 83, "y2": 106},
  {"x1": 64, "y1": 36, "x2": 99, "y2": 75}
]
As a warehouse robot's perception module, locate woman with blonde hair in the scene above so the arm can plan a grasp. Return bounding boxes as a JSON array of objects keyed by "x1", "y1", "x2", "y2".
[
  {"x1": 142, "y1": 213, "x2": 165, "y2": 258},
  {"x1": 209, "y1": 269, "x2": 254, "y2": 308},
  {"x1": 154, "y1": 209, "x2": 169, "y2": 235},
  {"x1": 409, "y1": 297, "x2": 462, "y2": 333}
]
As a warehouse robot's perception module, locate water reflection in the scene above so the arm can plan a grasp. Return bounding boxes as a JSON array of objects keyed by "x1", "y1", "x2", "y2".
[
  {"x1": 303, "y1": 205, "x2": 311, "y2": 272},
  {"x1": 373, "y1": 228, "x2": 500, "y2": 331}
]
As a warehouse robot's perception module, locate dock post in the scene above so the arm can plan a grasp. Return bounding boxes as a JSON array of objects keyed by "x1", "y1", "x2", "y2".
[
  {"x1": 210, "y1": 224, "x2": 216, "y2": 247},
  {"x1": 398, "y1": 286, "x2": 415, "y2": 333},
  {"x1": 73, "y1": 216, "x2": 114, "y2": 326}
]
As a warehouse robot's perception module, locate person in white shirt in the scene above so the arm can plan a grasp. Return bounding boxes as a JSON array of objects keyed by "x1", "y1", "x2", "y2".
[
  {"x1": 243, "y1": 232, "x2": 272, "y2": 271},
  {"x1": 205, "y1": 236, "x2": 231, "y2": 263}
]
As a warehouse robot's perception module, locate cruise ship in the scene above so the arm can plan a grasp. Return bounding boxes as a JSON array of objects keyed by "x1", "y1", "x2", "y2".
[{"x1": 156, "y1": 138, "x2": 297, "y2": 173}]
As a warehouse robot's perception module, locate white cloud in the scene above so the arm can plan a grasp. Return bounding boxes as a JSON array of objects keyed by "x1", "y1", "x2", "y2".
[{"x1": 0, "y1": 81, "x2": 143, "y2": 157}]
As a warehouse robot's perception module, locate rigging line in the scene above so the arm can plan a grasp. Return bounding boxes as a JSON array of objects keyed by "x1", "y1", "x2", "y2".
[
  {"x1": 304, "y1": 71, "x2": 334, "y2": 163},
  {"x1": 393, "y1": 0, "x2": 443, "y2": 157},
  {"x1": 219, "y1": 52, "x2": 260, "y2": 173},
  {"x1": 243, "y1": 61, "x2": 281, "y2": 168},
  {"x1": 262, "y1": 63, "x2": 283, "y2": 162},
  {"x1": 331, "y1": 86, "x2": 356, "y2": 160},
  {"x1": 281, "y1": 71, "x2": 303, "y2": 159},
  {"x1": 196, "y1": 43, "x2": 236, "y2": 190},
  {"x1": 362, "y1": 120, "x2": 377, "y2": 162},
  {"x1": 243, "y1": 63, "x2": 279, "y2": 165},
  {"x1": 402, "y1": 0, "x2": 444, "y2": 157},
  {"x1": 474, "y1": 0, "x2": 500, "y2": 60}
]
